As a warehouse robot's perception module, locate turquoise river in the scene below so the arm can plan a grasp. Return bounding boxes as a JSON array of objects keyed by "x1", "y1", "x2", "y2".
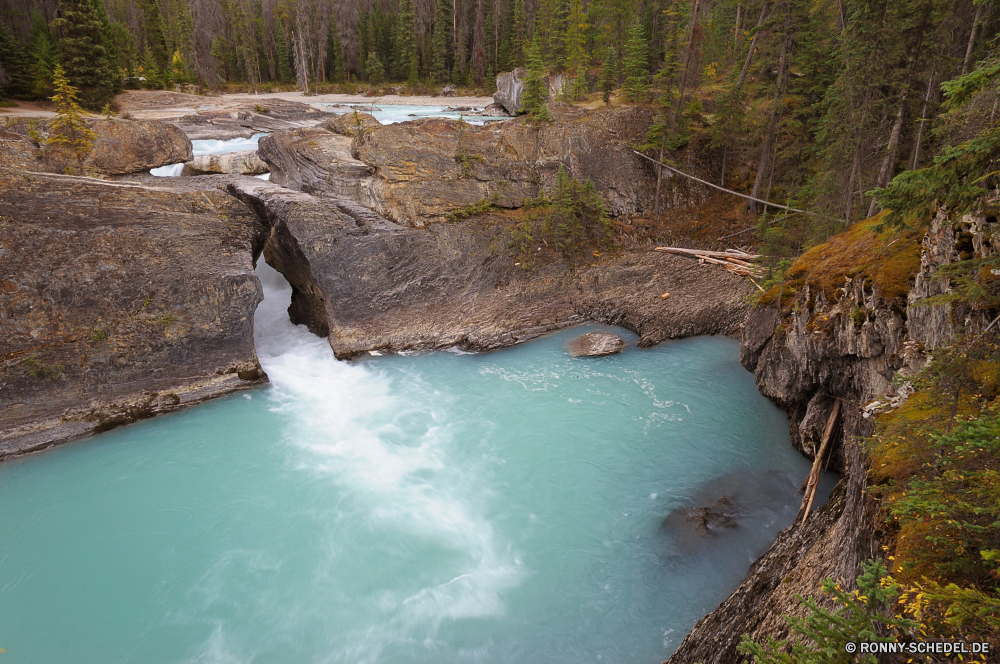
[{"x1": 0, "y1": 261, "x2": 834, "y2": 664}]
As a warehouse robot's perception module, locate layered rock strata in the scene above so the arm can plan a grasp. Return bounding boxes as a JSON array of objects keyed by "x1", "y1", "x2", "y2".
[
  {"x1": 259, "y1": 105, "x2": 704, "y2": 227},
  {"x1": 225, "y1": 178, "x2": 752, "y2": 360},
  {"x1": 182, "y1": 150, "x2": 269, "y2": 176},
  {"x1": 0, "y1": 171, "x2": 269, "y2": 459},
  {"x1": 1, "y1": 118, "x2": 192, "y2": 175}
]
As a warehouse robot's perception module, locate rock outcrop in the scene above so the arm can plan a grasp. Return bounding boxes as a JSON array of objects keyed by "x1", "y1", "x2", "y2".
[
  {"x1": 1, "y1": 118, "x2": 192, "y2": 175},
  {"x1": 225, "y1": 178, "x2": 752, "y2": 360},
  {"x1": 0, "y1": 171, "x2": 269, "y2": 459},
  {"x1": 565, "y1": 331, "x2": 626, "y2": 356},
  {"x1": 258, "y1": 105, "x2": 714, "y2": 227},
  {"x1": 257, "y1": 127, "x2": 378, "y2": 204},
  {"x1": 170, "y1": 98, "x2": 328, "y2": 139},
  {"x1": 494, "y1": 68, "x2": 527, "y2": 115},
  {"x1": 318, "y1": 111, "x2": 382, "y2": 136},
  {"x1": 182, "y1": 150, "x2": 269, "y2": 176},
  {"x1": 666, "y1": 210, "x2": 996, "y2": 664}
]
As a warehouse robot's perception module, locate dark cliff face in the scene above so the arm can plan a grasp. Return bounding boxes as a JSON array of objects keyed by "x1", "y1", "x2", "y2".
[
  {"x1": 226, "y1": 178, "x2": 753, "y2": 360},
  {"x1": 0, "y1": 172, "x2": 269, "y2": 458},
  {"x1": 666, "y1": 210, "x2": 990, "y2": 664}
]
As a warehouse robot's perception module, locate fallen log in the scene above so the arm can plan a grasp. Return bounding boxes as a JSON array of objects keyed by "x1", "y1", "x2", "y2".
[
  {"x1": 796, "y1": 399, "x2": 841, "y2": 527},
  {"x1": 655, "y1": 246, "x2": 760, "y2": 260}
]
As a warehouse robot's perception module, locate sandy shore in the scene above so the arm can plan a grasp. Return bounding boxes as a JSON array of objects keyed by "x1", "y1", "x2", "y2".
[{"x1": 1, "y1": 89, "x2": 498, "y2": 120}]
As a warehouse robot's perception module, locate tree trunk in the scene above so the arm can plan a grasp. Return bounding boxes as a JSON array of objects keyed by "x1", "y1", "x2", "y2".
[
  {"x1": 734, "y1": 4, "x2": 742, "y2": 48},
  {"x1": 867, "y1": 51, "x2": 917, "y2": 217},
  {"x1": 735, "y1": 0, "x2": 767, "y2": 89},
  {"x1": 962, "y1": 2, "x2": 984, "y2": 75},
  {"x1": 844, "y1": 144, "x2": 860, "y2": 225},
  {"x1": 909, "y1": 70, "x2": 936, "y2": 170},
  {"x1": 747, "y1": 16, "x2": 790, "y2": 213}
]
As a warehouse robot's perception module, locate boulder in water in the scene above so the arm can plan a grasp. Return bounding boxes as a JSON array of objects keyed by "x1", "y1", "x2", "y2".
[
  {"x1": 182, "y1": 150, "x2": 268, "y2": 176},
  {"x1": 565, "y1": 331, "x2": 627, "y2": 357},
  {"x1": 493, "y1": 68, "x2": 526, "y2": 115}
]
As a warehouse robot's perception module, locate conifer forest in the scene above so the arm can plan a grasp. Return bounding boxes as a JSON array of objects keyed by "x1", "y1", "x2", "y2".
[{"x1": 1, "y1": 0, "x2": 997, "y2": 254}]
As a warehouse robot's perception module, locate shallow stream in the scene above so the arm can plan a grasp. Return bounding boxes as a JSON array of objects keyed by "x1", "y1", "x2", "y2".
[{"x1": 0, "y1": 261, "x2": 835, "y2": 663}]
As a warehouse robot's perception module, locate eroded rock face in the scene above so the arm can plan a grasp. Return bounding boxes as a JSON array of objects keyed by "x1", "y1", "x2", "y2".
[
  {"x1": 0, "y1": 171, "x2": 269, "y2": 459},
  {"x1": 2, "y1": 118, "x2": 192, "y2": 174},
  {"x1": 565, "y1": 331, "x2": 626, "y2": 356},
  {"x1": 225, "y1": 179, "x2": 753, "y2": 360},
  {"x1": 494, "y1": 68, "x2": 527, "y2": 115},
  {"x1": 182, "y1": 150, "x2": 269, "y2": 176},
  {"x1": 257, "y1": 127, "x2": 377, "y2": 204},
  {"x1": 668, "y1": 210, "x2": 1000, "y2": 664},
  {"x1": 350, "y1": 106, "x2": 661, "y2": 224}
]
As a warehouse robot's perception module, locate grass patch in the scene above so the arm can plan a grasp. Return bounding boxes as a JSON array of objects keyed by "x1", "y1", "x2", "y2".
[{"x1": 22, "y1": 355, "x2": 63, "y2": 379}]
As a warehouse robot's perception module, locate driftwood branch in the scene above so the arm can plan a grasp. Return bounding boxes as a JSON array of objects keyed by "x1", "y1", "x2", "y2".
[
  {"x1": 796, "y1": 399, "x2": 841, "y2": 527},
  {"x1": 655, "y1": 246, "x2": 765, "y2": 278},
  {"x1": 633, "y1": 151, "x2": 808, "y2": 214}
]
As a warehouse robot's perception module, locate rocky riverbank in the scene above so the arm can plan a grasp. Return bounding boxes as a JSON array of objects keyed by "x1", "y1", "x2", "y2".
[
  {"x1": 665, "y1": 210, "x2": 982, "y2": 663},
  {"x1": 0, "y1": 105, "x2": 749, "y2": 460}
]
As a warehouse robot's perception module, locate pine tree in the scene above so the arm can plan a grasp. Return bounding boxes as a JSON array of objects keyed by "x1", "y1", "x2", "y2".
[
  {"x1": 511, "y1": 0, "x2": 527, "y2": 68},
  {"x1": 563, "y1": 0, "x2": 589, "y2": 99},
  {"x1": 622, "y1": 20, "x2": 648, "y2": 101},
  {"x1": 520, "y1": 38, "x2": 551, "y2": 121},
  {"x1": 275, "y1": 21, "x2": 293, "y2": 84},
  {"x1": 47, "y1": 63, "x2": 97, "y2": 163},
  {"x1": 29, "y1": 12, "x2": 60, "y2": 98},
  {"x1": 600, "y1": 45, "x2": 617, "y2": 104},
  {"x1": 365, "y1": 51, "x2": 385, "y2": 86},
  {"x1": 53, "y1": 0, "x2": 119, "y2": 109},
  {"x1": 0, "y1": 22, "x2": 31, "y2": 99},
  {"x1": 433, "y1": 0, "x2": 453, "y2": 82},
  {"x1": 396, "y1": 0, "x2": 419, "y2": 85}
]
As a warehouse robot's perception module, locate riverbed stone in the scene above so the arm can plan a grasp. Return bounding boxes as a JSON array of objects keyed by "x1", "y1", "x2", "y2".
[
  {"x1": 565, "y1": 331, "x2": 626, "y2": 357},
  {"x1": 182, "y1": 150, "x2": 268, "y2": 176}
]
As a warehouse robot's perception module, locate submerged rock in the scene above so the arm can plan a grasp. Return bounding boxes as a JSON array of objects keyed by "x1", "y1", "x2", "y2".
[
  {"x1": 0, "y1": 171, "x2": 269, "y2": 459},
  {"x1": 565, "y1": 331, "x2": 626, "y2": 357},
  {"x1": 182, "y1": 150, "x2": 268, "y2": 176}
]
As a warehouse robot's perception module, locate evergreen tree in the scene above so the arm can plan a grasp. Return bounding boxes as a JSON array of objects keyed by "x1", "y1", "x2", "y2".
[
  {"x1": 396, "y1": 0, "x2": 418, "y2": 85},
  {"x1": 520, "y1": 38, "x2": 551, "y2": 121},
  {"x1": 46, "y1": 63, "x2": 97, "y2": 162},
  {"x1": 0, "y1": 22, "x2": 31, "y2": 99},
  {"x1": 432, "y1": 0, "x2": 453, "y2": 82},
  {"x1": 622, "y1": 20, "x2": 648, "y2": 101},
  {"x1": 325, "y1": 18, "x2": 345, "y2": 83},
  {"x1": 600, "y1": 45, "x2": 616, "y2": 104},
  {"x1": 29, "y1": 12, "x2": 60, "y2": 98},
  {"x1": 275, "y1": 21, "x2": 293, "y2": 84},
  {"x1": 53, "y1": 0, "x2": 119, "y2": 109},
  {"x1": 365, "y1": 50, "x2": 385, "y2": 86},
  {"x1": 563, "y1": 0, "x2": 589, "y2": 99},
  {"x1": 511, "y1": 0, "x2": 527, "y2": 68}
]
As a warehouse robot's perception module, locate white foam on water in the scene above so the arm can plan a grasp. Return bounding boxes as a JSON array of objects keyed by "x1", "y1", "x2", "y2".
[
  {"x1": 253, "y1": 172, "x2": 270, "y2": 180},
  {"x1": 150, "y1": 162, "x2": 184, "y2": 177},
  {"x1": 192, "y1": 133, "x2": 269, "y2": 157},
  {"x1": 250, "y1": 261, "x2": 524, "y2": 649}
]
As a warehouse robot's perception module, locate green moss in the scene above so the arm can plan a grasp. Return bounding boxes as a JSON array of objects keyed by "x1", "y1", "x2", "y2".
[{"x1": 22, "y1": 355, "x2": 63, "y2": 379}]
